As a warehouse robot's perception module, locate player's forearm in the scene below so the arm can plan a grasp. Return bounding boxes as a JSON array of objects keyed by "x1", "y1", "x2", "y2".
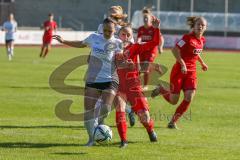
[
  {"x1": 172, "y1": 47, "x2": 185, "y2": 65},
  {"x1": 197, "y1": 55, "x2": 205, "y2": 65},
  {"x1": 62, "y1": 40, "x2": 87, "y2": 48},
  {"x1": 159, "y1": 36, "x2": 164, "y2": 47}
]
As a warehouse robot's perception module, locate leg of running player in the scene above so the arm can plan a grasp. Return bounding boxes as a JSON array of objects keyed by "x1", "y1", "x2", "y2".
[
  {"x1": 43, "y1": 43, "x2": 51, "y2": 58},
  {"x1": 84, "y1": 87, "x2": 101, "y2": 146},
  {"x1": 114, "y1": 94, "x2": 128, "y2": 148}
]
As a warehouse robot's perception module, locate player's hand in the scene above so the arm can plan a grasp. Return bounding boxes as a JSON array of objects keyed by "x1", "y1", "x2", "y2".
[
  {"x1": 201, "y1": 63, "x2": 208, "y2": 71},
  {"x1": 181, "y1": 63, "x2": 187, "y2": 74},
  {"x1": 52, "y1": 35, "x2": 64, "y2": 43},
  {"x1": 158, "y1": 46, "x2": 163, "y2": 54},
  {"x1": 154, "y1": 63, "x2": 163, "y2": 74},
  {"x1": 152, "y1": 17, "x2": 160, "y2": 28}
]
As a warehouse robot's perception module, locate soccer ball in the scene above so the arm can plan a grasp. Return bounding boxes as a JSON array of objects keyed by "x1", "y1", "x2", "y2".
[{"x1": 93, "y1": 124, "x2": 113, "y2": 144}]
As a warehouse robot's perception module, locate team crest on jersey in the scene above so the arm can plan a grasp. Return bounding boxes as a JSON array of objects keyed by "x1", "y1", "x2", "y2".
[
  {"x1": 193, "y1": 49, "x2": 203, "y2": 55},
  {"x1": 104, "y1": 42, "x2": 117, "y2": 53}
]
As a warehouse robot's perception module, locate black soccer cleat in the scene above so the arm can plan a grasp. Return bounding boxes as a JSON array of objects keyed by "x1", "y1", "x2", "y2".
[
  {"x1": 167, "y1": 121, "x2": 179, "y2": 130},
  {"x1": 128, "y1": 111, "x2": 135, "y2": 127},
  {"x1": 148, "y1": 131, "x2": 158, "y2": 142},
  {"x1": 119, "y1": 140, "x2": 128, "y2": 148}
]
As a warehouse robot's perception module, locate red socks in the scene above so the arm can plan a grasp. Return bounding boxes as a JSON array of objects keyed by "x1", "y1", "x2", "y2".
[
  {"x1": 116, "y1": 111, "x2": 127, "y2": 141},
  {"x1": 171, "y1": 100, "x2": 191, "y2": 123}
]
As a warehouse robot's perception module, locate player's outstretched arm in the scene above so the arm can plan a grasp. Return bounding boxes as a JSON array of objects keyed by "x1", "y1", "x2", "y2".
[{"x1": 52, "y1": 35, "x2": 87, "y2": 48}]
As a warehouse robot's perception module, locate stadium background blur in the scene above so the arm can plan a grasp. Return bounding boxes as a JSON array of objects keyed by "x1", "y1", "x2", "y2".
[
  {"x1": 0, "y1": 0, "x2": 239, "y2": 32},
  {"x1": 1, "y1": 0, "x2": 240, "y2": 50}
]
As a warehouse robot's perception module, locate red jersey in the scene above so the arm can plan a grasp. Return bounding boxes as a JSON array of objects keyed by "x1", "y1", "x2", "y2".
[
  {"x1": 43, "y1": 20, "x2": 57, "y2": 36},
  {"x1": 137, "y1": 25, "x2": 160, "y2": 55},
  {"x1": 175, "y1": 32, "x2": 206, "y2": 72},
  {"x1": 116, "y1": 28, "x2": 160, "y2": 92}
]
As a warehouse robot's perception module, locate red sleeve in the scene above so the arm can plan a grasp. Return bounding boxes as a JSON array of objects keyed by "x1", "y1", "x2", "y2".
[
  {"x1": 54, "y1": 21, "x2": 57, "y2": 29},
  {"x1": 176, "y1": 34, "x2": 189, "y2": 50}
]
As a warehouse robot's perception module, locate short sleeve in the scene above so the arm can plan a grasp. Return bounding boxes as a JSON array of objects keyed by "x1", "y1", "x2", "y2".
[
  {"x1": 97, "y1": 24, "x2": 103, "y2": 34},
  {"x1": 54, "y1": 22, "x2": 57, "y2": 29},
  {"x1": 82, "y1": 34, "x2": 94, "y2": 46},
  {"x1": 15, "y1": 22, "x2": 18, "y2": 29},
  {"x1": 176, "y1": 34, "x2": 189, "y2": 49}
]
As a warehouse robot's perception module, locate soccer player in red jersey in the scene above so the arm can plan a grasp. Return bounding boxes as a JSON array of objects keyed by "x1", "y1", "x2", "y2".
[
  {"x1": 115, "y1": 18, "x2": 161, "y2": 148},
  {"x1": 40, "y1": 13, "x2": 57, "y2": 58},
  {"x1": 151, "y1": 16, "x2": 208, "y2": 129},
  {"x1": 137, "y1": 8, "x2": 164, "y2": 90}
]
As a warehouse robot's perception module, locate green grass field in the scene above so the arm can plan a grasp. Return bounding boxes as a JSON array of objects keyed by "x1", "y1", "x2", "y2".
[{"x1": 0, "y1": 47, "x2": 239, "y2": 160}]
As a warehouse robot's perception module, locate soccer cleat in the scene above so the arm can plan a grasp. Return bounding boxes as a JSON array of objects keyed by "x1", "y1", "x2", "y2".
[
  {"x1": 167, "y1": 121, "x2": 179, "y2": 130},
  {"x1": 119, "y1": 140, "x2": 128, "y2": 148},
  {"x1": 128, "y1": 111, "x2": 135, "y2": 127},
  {"x1": 148, "y1": 131, "x2": 157, "y2": 142},
  {"x1": 8, "y1": 55, "x2": 12, "y2": 61}
]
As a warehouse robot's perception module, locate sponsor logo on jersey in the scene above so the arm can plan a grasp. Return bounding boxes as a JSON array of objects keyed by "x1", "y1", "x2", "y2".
[
  {"x1": 93, "y1": 47, "x2": 104, "y2": 54},
  {"x1": 141, "y1": 35, "x2": 152, "y2": 41},
  {"x1": 193, "y1": 49, "x2": 203, "y2": 55}
]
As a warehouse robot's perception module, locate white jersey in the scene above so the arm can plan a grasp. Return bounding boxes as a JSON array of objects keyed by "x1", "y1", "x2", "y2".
[
  {"x1": 3, "y1": 21, "x2": 17, "y2": 40},
  {"x1": 83, "y1": 33, "x2": 122, "y2": 83}
]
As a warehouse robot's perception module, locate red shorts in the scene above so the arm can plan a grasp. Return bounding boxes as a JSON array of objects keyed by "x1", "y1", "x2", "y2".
[
  {"x1": 43, "y1": 34, "x2": 53, "y2": 44},
  {"x1": 139, "y1": 52, "x2": 157, "y2": 63},
  {"x1": 170, "y1": 65, "x2": 197, "y2": 94},
  {"x1": 118, "y1": 78, "x2": 149, "y2": 113}
]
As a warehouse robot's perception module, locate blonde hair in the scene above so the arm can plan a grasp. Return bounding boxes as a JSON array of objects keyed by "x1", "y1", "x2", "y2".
[
  {"x1": 187, "y1": 16, "x2": 207, "y2": 28},
  {"x1": 142, "y1": 7, "x2": 152, "y2": 15},
  {"x1": 109, "y1": 6, "x2": 127, "y2": 18},
  {"x1": 108, "y1": 5, "x2": 128, "y2": 26}
]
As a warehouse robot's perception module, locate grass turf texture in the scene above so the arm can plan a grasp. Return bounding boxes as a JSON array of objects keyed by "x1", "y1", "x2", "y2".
[{"x1": 0, "y1": 47, "x2": 239, "y2": 160}]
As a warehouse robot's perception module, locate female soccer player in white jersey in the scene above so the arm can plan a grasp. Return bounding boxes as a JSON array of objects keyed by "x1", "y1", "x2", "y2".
[
  {"x1": 96, "y1": 5, "x2": 136, "y2": 127},
  {"x1": 53, "y1": 18, "x2": 122, "y2": 146},
  {"x1": 2, "y1": 13, "x2": 17, "y2": 61}
]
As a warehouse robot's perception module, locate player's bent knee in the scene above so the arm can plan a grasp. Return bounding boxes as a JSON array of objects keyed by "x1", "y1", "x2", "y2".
[{"x1": 137, "y1": 110, "x2": 150, "y2": 123}]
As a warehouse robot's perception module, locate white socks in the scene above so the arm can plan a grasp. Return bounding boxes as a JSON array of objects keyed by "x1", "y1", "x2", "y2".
[{"x1": 7, "y1": 47, "x2": 14, "y2": 61}]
